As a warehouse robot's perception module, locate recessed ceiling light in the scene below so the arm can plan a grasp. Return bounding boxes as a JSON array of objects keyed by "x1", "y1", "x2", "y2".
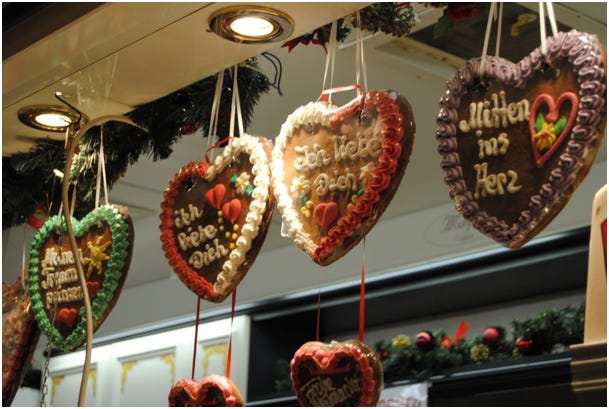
[
  {"x1": 18, "y1": 105, "x2": 84, "y2": 132},
  {"x1": 209, "y1": 6, "x2": 294, "y2": 44}
]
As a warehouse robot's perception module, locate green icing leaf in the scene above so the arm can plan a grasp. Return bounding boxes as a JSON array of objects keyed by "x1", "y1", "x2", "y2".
[
  {"x1": 534, "y1": 113, "x2": 545, "y2": 133},
  {"x1": 245, "y1": 184, "x2": 254, "y2": 197},
  {"x1": 230, "y1": 174, "x2": 238, "y2": 184},
  {"x1": 554, "y1": 116, "x2": 567, "y2": 135},
  {"x1": 298, "y1": 195, "x2": 309, "y2": 208}
]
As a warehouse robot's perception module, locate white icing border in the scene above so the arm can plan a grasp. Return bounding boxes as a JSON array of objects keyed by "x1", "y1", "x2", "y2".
[
  {"x1": 272, "y1": 102, "x2": 334, "y2": 256},
  {"x1": 205, "y1": 134, "x2": 271, "y2": 295}
]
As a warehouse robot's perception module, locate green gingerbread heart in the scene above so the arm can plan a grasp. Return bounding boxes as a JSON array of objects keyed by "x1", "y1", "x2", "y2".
[{"x1": 28, "y1": 205, "x2": 134, "y2": 351}]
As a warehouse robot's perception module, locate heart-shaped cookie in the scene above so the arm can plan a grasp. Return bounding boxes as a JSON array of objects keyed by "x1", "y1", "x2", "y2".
[
  {"x1": 2, "y1": 271, "x2": 41, "y2": 406},
  {"x1": 273, "y1": 90, "x2": 415, "y2": 265},
  {"x1": 168, "y1": 375, "x2": 244, "y2": 407},
  {"x1": 28, "y1": 205, "x2": 134, "y2": 351},
  {"x1": 160, "y1": 134, "x2": 274, "y2": 302},
  {"x1": 436, "y1": 30, "x2": 606, "y2": 249},
  {"x1": 290, "y1": 339, "x2": 383, "y2": 407}
]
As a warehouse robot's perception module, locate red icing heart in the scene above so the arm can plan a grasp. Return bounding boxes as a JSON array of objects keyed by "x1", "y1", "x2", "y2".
[
  {"x1": 313, "y1": 202, "x2": 339, "y2": 229},
  {"x1": 206, "y1": 184, "x2": 226, "y2": 209},
  {"x1": 222, "y1": 199, "x2": 242, "y2": 224},
  {"x1": 160, "y1": 135, "x2": 274, "y2": 302},
  {"x1": 529, "y1": 92, "x2": 578, "y2": 168},
  {"x1": 436, "y1": 29, "x2": 606, "y2": 249},
  {"x1": 2, "y1": 271, "x2": 41, "y2": 406},
  {"x1": 28, "y1": 205, "x2": 134, "y2": 351},
  {"x1": 290, "y1": 340, "x2": 383, "y2": 407},
  {"x1": 273, "y1": 90, "x2": 415, "y2": 265},
  {"x1": 87, "y1": 281, "x2": 101, "y2": 299},
  {"x1": 58, "y1": 308, "x2": 79, "y2": 328},
  {"x1": 168, "y1": 375, "x2": 243, "y2": 407}
]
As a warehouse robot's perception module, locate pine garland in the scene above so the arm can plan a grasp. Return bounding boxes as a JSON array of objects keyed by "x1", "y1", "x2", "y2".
[
  {"x1": 273, "y1": 304, "x2": 585, "y2": 392},
  {"x1": 3, "y1": 60, "x2": 270, "y2": 230},
  {"x1": 374, "y1": 304, "x2": 585, "y2": 383}
]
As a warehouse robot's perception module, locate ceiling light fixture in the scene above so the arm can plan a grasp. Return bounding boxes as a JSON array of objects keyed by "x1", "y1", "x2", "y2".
[
  {"x1": 18, "y1": 105, "x2": 83, "y2": 132},
  {"x1": 209, "y1": 6, "x2": 294, "y2": 44}
]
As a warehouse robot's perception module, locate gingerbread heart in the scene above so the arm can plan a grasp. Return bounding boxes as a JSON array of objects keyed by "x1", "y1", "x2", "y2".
[
  {"x1": 2, "y1": 271, "x2": 41, "y2": 407},
  {"x1": 273, "y1": 90, "x2": 415, "y2": 265},
  {"x1": 436, "y1": 30, "x2": 606, "y2": 249},
  {"x1": 290, "y1": 339, "x2": 383, "y2": 407},
  {"x1": 168, "y1": 375, "x2": 244, "y2": 407},
  {"x1": 28, "y1": 205, "x2": 134, "y2": 351},
  {"x1": 160, "y1": 134, "x2": 274, "y2": 302}
]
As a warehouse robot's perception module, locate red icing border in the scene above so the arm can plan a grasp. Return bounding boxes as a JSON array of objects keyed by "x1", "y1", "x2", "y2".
[
  {"x1": 159, "y1": 161, "x2": 217, "y2": 299},
  {"x1": 290, "y1": 340, "x2": 382, "y2": 407},
  {"x1": 312, "y1": 90, "x2": 404, "y2": 262}
]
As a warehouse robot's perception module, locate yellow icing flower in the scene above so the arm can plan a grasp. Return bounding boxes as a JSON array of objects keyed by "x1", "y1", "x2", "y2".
[
  {"x1": 291, "y1": 176, "x2": 311, "y2": 199},
  {"x1": 391, "y1": 334, "x2": 412, "y2": 349},
  {"x1": 234, "y1": 172, "x2": 251, "y2": 195},
  {"x1": 533, "y1": 121, "x2": 557, "y2": 152},
  {"x1": 359, "y1": 162, "x2": 376, "y2": 183}
]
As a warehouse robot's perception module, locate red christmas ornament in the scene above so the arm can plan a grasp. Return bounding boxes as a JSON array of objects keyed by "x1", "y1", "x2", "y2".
[
  {"x1": 515, "y1": 337, "x2": 533, "y2": 353},
  {"x1": 482, "y1": 327, "x2": 501, "y2": 345},
  {"x1": 415, "y1": 331, "x2": 435, "y2": 351}
]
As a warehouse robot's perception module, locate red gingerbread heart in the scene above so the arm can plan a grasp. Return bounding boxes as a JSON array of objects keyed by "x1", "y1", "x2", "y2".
[
  {"x1": 2, "y1": 271, "x2": 41, "y2": 406},
  {"x1": 273, "y1": 90, "x2": 415, "y2": 265},
  {"x1": 222, "y1": 199, "x2": 242, "y2": 224},
  {"x1": 28, "y1": 205, "x2": 134, "y2": 351},
  {"x1": 437, "y1": 30, "x2": 606, "y2": 249},
  {"x1": 160, "y1": 135, "x2": 274, "y2": 302},
  {"x1": 57, "y1": 307, "x2": 79, "y2": 328},
  {"x1": 529, "y1": 92, "x2": 578, "y2": 168},
  {"x1": 290, "y1": 340, "x2": 383, "y2": 407},
  {"x1": 206, "y1": 184, "x2": 226, "y2": 210},
  {"x1": 168, "y1": 375, "x2": 244, "y2": 407},
  {"x1": 313, "y1": 202, "x2": 339, "y2": 229}
]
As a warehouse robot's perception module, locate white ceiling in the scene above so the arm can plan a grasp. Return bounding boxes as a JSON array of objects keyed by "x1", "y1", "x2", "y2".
[{"x1": 2, "y1": 2, "x2": 607, "y2": 294}]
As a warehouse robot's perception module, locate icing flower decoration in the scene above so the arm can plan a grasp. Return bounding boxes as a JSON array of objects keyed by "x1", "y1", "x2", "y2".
[
  {"x1": 291, "y1": 176, "x2": 311, "y2": 199},
  {"x1": 391, "y1": 334, "x2": 411, "y2": 349},
  {"x1": 359, "y1": 162, "x2": 376, "y2": 184},
  {"x1": 231, "y1": 172, "x2": 253, "y2": 196},
  {"x1": 82, "y1": 237, "x2": 111, "y2": 279},
  {"x1": 533, "y1": 113, "x2": 567, "y2": 152}
]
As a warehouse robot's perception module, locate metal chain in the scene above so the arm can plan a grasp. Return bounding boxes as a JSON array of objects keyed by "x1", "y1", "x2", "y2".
[
  {"x1": 40, "y1": 289, "x2": 58, "y2": 406},
  {"x1": 39, "y1": 338, "x2": 52, "y2": 406}
]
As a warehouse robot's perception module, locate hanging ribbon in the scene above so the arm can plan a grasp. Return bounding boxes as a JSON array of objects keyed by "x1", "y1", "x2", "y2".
[
  {"x1": 318, "y1": 20, "x2": 338, "y2": 104},
  {"x1": 229, "y1": 64, "x2": 245, "y2": 139},
  {"x1": 539, "y1": 1, "x2": 558, "y2": 59},
  {"x1": 191, "y1": 296, "x2": 202, "y2": 379},
  {"x1": 316, "y1": 265, "x2": 324, "y2": 342},
  {"x1": 204, "y1": 69, "x2": 225, "y2": 162},
  {"x1": 225, "y1": 290, "x2": 237, "y2": 379},
  {"x1": 359, "y1": 238, "x2": 367, "y2": 343},
  {"x1": 94, "y1": 125, "x2": 109, "y2": 209}
]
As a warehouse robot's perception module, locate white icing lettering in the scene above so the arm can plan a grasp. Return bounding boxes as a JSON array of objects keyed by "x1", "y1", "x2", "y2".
[
  {"x1": 477, "y1": 132, "x2": 509, "y2": 159},
  {"x1": 474, "y1": 162, "x2": 522, "y2": 199},
  {"x1": 174, "y1": 204, "x2": 203, "y2": 228},
  {"x1": 294, "y1": 144, "x2": 332, "y2": 172},
  {"x1": 314, "y1": 170, "x2": 358, "y2": 196},
  {"x1": 177, "y1": 224, "x2": 218, "y2": 251},
  {"x1": 188, "y1": 239, "x2": 229, "y2": 268},
  {"x1": 332, "y1": 135, "x2": 382, "y2": 162},
  {"x1": 459, "y1": 91, "x2": 530, "y2": 132}
]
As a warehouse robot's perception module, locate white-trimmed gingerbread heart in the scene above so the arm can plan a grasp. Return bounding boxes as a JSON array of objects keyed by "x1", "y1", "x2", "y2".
[
  {"x1": 160, "y1": 134, "x2": 274, "y2": 302},
  {"x1": 28, "y1": 204, "x2": 133, "y2": 351},
  {"x1": 437, "y1": 29, "x2": 606, "y2": 249},
  {"x1": 273, "y1": 90, "x2": 415, "y2": 265}
]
